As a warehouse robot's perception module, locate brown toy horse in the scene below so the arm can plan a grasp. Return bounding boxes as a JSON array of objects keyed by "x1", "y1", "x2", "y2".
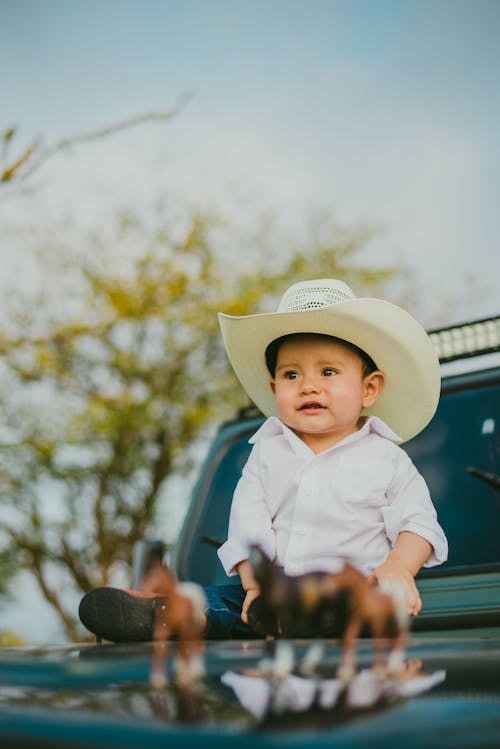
[
  {"x1": 247, "y1": 547, "x2": 408, "y2": 681},
  {"x1": 141, "y1": 563, "x2": 207, "y2": 689}
]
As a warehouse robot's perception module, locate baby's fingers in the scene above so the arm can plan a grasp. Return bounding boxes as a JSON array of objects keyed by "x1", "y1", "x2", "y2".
[
  {"x1": 366, "y1": 572, "x2": 378, "y2": 586},
  {"x1": 240, "y1": 588, "x2": 259, "y2": 624},
  {"x1": 409, "y1": 586, "x2": 422, "y2": 616}
]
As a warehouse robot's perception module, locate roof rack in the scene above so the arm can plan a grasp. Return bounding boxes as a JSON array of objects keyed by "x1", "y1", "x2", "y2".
[{"x1": 428, "y1": 315, "x2": 500, "y2": 363}]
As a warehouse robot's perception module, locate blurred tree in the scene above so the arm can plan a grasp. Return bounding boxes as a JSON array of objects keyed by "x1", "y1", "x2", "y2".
[
  {"x1": 0, "y1": 208, "x2": 399, "y2": 640},
  {"x1": 0, "y1": 106, "x2": 186, "y2": 632}
]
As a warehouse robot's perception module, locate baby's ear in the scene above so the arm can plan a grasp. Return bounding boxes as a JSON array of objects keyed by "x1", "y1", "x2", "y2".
[
  {"x1": 270, "y1": 379, "x2": 276, "y2": 394},
  {"x1": 362, "y1": 370, "x2": 385, "y2": 407}
]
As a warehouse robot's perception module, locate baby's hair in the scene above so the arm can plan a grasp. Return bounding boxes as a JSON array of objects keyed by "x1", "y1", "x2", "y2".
[{"x1": 265, "y1": 333, "x2": 378, "y2": 379}]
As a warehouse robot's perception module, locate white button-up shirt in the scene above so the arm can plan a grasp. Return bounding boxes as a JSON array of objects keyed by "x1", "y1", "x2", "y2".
[{"x1": 218, "y1": 416, "x2": 448, "y2": 578}]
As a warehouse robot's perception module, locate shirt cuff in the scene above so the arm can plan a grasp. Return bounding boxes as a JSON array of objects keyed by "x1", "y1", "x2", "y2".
[
  {"x1": 382, "y1": 513, "x2": 448, "y2": 568},
  {"x1": 217, "y1": 531, "x2": 276, "y2": 577}
]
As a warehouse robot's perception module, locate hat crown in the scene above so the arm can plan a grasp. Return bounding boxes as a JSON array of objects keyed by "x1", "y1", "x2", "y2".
[{"x1": 277, "y1": 279, "x2": 355, "y2": 313}]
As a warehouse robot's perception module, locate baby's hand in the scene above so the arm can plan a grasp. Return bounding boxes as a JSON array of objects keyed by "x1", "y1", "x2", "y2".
[
  {"x1": 367, "y1": 558, "x2": 422, "y2": 616},
  {"x1": 241, "y1": 587, "x2": 260, "y2": 624}
]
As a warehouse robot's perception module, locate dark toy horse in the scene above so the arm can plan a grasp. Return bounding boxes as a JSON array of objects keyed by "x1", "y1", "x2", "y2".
[{"x1": 247, "y1": 547, "x2": 408, "y2": 680}]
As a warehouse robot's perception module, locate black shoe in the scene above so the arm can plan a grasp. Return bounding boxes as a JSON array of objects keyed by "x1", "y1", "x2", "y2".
[{"x1": 79, "y1": 587, "x2": 165, "y2": 642}]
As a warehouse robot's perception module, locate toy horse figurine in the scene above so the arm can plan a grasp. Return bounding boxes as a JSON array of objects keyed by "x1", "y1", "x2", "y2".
[
  {"x1": 247, "y1": 547, "x2": 408, "y2": 681},
  {"x1": 141, "y1": 563, "x2": 207, "y2": 689}
]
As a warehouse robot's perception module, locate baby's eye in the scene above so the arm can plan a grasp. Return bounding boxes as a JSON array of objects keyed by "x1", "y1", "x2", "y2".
[
  {"x1": 322, "y1": 368, "x2": 336, "y2": 377},
  {"x1": 284, "y1": 370, "x2": 299, "y2": 380}
]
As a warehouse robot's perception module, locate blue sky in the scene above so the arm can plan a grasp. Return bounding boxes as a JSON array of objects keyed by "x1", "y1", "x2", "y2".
[
  {"x1": 3, "y1": 1, "x2": 499, "y2": 137},
  {"x1": 1, "y1": 0, "x2": 499, "y2": 325}
]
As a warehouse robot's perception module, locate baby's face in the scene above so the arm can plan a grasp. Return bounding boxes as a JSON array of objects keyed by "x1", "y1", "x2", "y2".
[{"x1": 270, "y1": 337, "x2": 383, "y2": 453}]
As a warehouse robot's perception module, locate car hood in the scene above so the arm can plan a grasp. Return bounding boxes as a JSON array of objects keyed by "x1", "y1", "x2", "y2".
[{"x1": 1, "y1": 633, "x2": 500, "y2": 748}]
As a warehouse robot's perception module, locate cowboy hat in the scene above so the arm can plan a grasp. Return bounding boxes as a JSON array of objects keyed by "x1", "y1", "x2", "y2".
[{"x1": 218, "y1": 279, "x2": 440, "y2": 443}]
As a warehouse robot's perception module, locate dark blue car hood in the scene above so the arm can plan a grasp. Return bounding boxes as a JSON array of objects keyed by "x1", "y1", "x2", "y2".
[{"x1": 1, "y1": 633, "x2": 499, "y2": 748}]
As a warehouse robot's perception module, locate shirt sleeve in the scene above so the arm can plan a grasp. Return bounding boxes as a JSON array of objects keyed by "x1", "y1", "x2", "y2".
[
  {"x1": 217, "y1": 442, "x2": 276, "y2": 577},
  {"x1": 381, "y1": 448, "x2": 448, "y2": 567}
]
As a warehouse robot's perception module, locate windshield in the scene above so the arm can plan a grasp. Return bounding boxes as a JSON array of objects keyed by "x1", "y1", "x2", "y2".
[{"x1": 181, "y1": 380, "x2": 500, "y2": 583}]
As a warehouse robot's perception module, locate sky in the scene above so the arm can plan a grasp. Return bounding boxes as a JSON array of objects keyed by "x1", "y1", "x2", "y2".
[
  {"x1": 1, "y1": 0, "x2": 499, "y2": 325},
  {"x1": 0, "y1": 0, "x2": 499, "y2": 642}
]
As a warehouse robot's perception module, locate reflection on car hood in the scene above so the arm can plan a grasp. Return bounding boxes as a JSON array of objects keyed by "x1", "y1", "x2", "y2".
[{"x1": 1, "y1": 634, "x2": 500, "y2": 748}]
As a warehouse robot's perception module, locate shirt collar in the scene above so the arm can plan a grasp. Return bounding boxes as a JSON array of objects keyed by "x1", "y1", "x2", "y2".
[
  {"x1": 357, "y1": 415, "x2": 403, "y2": 443},
  {"x1": 249, "y1": 415, "x2": 402, "y2": 450}
]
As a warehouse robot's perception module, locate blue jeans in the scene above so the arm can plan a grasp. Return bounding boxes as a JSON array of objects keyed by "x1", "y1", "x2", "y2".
[{"x1": 203, "y1": 583, "x2": 262, "y2": 639}]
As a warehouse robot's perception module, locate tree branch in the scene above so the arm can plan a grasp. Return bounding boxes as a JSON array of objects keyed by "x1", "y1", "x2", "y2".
[
  {"x1": 4, "y1": 528, "x2": 80, "y2": 640},
  {"x1": 1, "y1": 93, "x2": 191, "y2": 189}
]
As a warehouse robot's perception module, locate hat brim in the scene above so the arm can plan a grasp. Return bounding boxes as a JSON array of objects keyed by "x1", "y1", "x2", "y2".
[{"x1": 218, "y1": 297, "x2": 440, "y2": 443}]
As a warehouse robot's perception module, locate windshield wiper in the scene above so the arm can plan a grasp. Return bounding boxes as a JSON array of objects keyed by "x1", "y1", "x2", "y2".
[
  {"x1": 200, "y1": 535, "x2": 224, "y2": 548},
  {"x1": 467, "y1": 466, "x2": 500, "y2": 492}
]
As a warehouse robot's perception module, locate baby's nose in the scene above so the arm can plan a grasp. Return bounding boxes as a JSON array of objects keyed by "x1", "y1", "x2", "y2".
[{"x1": 300, "y1": 377, "x2": 321, "y2": 393}]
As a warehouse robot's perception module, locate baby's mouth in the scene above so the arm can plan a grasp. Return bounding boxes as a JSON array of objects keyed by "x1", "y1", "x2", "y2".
[{"x1": 298, "y1": 401, "x2": 325, "y2": 411}]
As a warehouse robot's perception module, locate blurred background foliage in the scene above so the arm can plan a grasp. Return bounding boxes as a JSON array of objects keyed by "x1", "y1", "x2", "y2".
[{"x1": 0, "y1": 117, "x2": 404, "y2": 640}]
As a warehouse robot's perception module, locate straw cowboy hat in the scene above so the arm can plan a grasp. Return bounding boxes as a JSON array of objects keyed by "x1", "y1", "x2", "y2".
[{"x1": 218, "y1": 279, "x2": 440, "y2": 443}]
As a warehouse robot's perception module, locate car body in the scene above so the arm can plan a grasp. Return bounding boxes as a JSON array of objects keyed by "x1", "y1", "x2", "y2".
[{"x1": 1, "y1": 316, "x2": 499, "y2": 747}]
